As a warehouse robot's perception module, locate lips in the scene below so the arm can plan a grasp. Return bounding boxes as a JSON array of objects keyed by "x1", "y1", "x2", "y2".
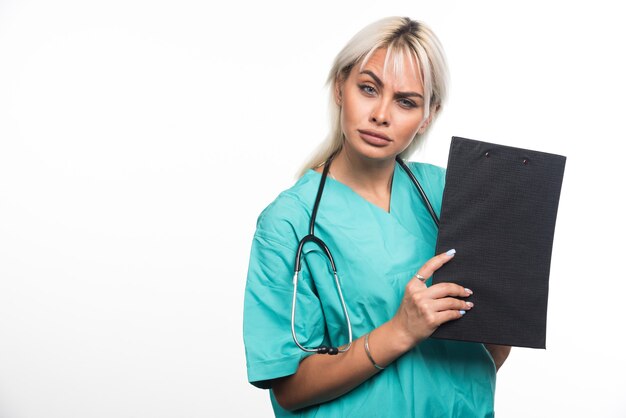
[{"x1": 358, "y1": 129, "x2": 392, "y2": 146}]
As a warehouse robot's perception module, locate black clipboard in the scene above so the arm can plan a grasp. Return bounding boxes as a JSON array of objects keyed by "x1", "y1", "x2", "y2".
[{"x1": 431, "y1": 136, "x2": 566, "y2": 348}]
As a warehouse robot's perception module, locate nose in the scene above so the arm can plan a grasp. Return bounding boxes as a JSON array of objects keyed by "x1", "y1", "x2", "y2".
[{"x1": 369, "y1": 100, "x2": 390, "y2": 127}]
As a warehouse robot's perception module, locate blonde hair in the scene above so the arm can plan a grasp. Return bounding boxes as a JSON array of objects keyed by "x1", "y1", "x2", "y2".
[{"x1": 298, "y1": 16, "x2": 449, "y2": 177}]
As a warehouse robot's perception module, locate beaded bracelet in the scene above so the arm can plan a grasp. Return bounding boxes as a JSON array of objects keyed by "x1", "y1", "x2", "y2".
[{"x1": 364, "y1": 332, "x2": 385, "y2": 371}]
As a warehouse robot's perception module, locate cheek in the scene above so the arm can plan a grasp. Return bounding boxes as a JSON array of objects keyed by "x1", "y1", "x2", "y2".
[
  {"x1": 397, "y1": 114, "x2": 423, "y2": 139},
  {"x1": 343, "y1": 89, "x2": 371, "y2": 119},
  {"x1": 340, "y1": 99, "x2": 363, "y2": 131}
]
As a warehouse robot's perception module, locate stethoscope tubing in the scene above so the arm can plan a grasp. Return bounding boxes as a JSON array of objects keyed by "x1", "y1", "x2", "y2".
[
  {"x1": 395, "y1": 157, "x2": 440, "y2": 228},
  {"x1": 290, "y1": 155, "x2": 439, "y2": 355}
]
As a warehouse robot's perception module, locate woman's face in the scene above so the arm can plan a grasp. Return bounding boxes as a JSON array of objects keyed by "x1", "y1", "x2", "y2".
[{"x1": 337, "y1": 48, "x2": 430, "y2": 163}]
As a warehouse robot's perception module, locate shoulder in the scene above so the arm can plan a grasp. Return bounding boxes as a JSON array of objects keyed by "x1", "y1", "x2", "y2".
[
  {"x1": 406, "y1": 161, "x2": 446, "y2": 181},
  {"x1": 405, "y1": 161, "x2": 446, "y2": 193},
  {"x1": 400, "y1": 160, "x2": 447, "y2": 217},
  {"x1": 254, "y1": 171, "x2": 320, "y2": 244}
]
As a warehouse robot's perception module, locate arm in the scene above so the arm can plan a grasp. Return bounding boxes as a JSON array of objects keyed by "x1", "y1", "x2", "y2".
[
  {"x1": 485, "y1": 344, "x2": 511, "y2": 372},
  {"x1": 272, "y1": 251, "x2": 473, "y2": 411},
  {"x1": 272, "y1": 320, "x2": 409, "y2": 411}
]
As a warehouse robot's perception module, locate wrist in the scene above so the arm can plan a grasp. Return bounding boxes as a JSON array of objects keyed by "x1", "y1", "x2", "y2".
[
  {"x1": 385, "y1": 317, "x2": 419, "y2": 353},
  {"x1": 364, "y1": 332, "x2": 385, "y2": 371}
]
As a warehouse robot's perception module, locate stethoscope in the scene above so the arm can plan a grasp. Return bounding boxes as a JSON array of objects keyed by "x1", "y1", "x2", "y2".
[{"x1": 291, "y1": 154, "x2": 440, "y2": 355}]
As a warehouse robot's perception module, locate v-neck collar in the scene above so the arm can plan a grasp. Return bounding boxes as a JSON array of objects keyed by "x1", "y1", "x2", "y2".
[
  {"x1": 306, "y1": 162, "x2": 402, "y2": 216},
  {"x1": 299, "y1": 162, "x2": 439, "y2": 281}
]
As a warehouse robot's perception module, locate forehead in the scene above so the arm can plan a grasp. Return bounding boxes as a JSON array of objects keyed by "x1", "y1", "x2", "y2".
[{"x1": 357, "y1": 47, "x2": 423, "y2": 92}]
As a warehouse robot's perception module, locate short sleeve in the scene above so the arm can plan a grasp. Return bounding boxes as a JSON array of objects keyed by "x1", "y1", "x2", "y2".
[{"x1": 243, "y1": 197, "x2": 326, "y2": 389}]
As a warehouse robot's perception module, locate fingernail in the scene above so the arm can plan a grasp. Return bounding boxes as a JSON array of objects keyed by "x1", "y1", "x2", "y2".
[
  {"x1": 465, "y1": 288, "x2": 473, "y2": 295},
  {"x1": 446, "y1": 249, "x2": 456, "y2": 256},
  {"x1": 466, "y1": 301, "x2": 474, "y2": 308},
  {"x1": 459, "y1": 310, "x2": 466, "y2": 315}
]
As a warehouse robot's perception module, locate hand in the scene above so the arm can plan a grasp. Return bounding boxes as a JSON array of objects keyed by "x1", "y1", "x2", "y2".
[{"x1": 389, "y1": 249, "x2": 473, "y2": 350}]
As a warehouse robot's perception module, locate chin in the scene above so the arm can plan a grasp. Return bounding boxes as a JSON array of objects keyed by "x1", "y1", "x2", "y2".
[{"x1": 354, "y1": 144, "x2": 399, "y2": 162}]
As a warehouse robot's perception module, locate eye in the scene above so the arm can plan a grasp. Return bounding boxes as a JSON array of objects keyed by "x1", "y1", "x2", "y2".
[
  {"x1": 398, "y1": 98, "x2": 418, "y2": 109},
  {"x1": 358, "y1": 84, "x2": 377, "y2": 96}
]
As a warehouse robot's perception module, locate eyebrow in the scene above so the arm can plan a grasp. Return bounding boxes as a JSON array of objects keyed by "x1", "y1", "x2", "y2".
[{"x1": 360, "y1": 70, "x2": 424, "y2": 99}]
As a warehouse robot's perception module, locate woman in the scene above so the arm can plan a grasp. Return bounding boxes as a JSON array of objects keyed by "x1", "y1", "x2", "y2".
[{"x1": 243, "y1": 16, "x2": 510, "y2": 417}]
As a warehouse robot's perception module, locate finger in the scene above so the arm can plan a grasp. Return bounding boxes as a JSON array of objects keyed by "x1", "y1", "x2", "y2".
[
  {"x1": 431, "y1": 297, "x2": 474, "y2": 313},
  {"x1": 407, "y1": 271, "x2": 429, "y2": 292},
  {"x1": 434, "y1": 308, "x2": 468, "y2": 326},
  {"x1": 407, "y1": 249, "x2": 457, "y2": 291},
  {"x1": 416, "y1": 249, "x2": 457, "y2": 281},
  {"x1": 426, "y1": 282, "x2": 473, "y2": 299}
]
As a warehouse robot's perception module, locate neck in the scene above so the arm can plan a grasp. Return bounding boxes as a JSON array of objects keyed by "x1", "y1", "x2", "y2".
[{"x1": 329, "y1": 148, "x2": 397, "y2": 211}]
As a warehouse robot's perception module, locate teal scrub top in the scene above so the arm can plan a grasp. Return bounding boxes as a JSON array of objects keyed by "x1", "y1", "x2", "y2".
[{"x1": 243, "y1": 161, "x2": 496, "y2": 417}]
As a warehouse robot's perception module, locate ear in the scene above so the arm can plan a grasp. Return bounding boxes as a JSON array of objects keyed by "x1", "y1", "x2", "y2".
[
  {"x1": 417, "y1": 104, "x2": 441, "y2": 134},
  {"x1": 417, "y1": 112, "x2": 434, "y2": 134},
  {"x1": 333, "y1": 74, "x2": 344, "y2": 106}
]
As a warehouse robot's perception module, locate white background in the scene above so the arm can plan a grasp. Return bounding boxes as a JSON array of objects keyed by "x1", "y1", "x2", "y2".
[{"x1": 1, "y1": 0, "x2": 625, "y2": 417}]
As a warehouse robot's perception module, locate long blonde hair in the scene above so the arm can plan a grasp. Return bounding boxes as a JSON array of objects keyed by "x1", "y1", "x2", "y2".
[{"x1": 298, "y1": 16, "x2": 449, "y2": 177}]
